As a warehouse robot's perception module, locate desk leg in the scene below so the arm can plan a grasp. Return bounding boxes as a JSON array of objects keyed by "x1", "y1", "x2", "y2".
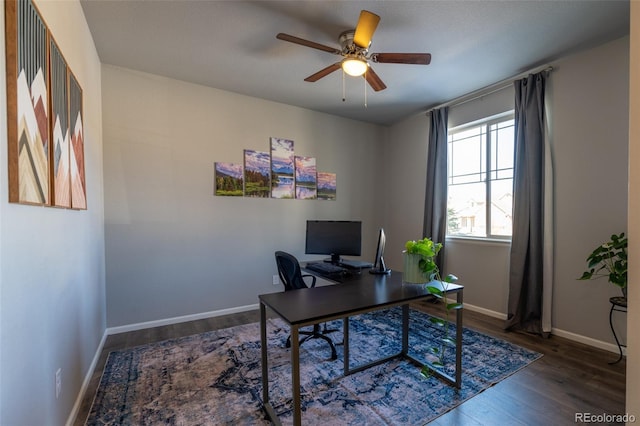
[
  {"x1": 343, "y1": 317, "x2": 350, "y2": 374},
  {"x1": 291, "y1": 325, "x2": 301, "y2": 426},
  {"x1": 455, "y1": 289, "x2": 463, "y2": 388},
  {"x1": 260, "y1": 303, "x2": 268, "y2": 403},
  {"x1": 260, "y1": 303, "x2": 280, "y2": 424}
]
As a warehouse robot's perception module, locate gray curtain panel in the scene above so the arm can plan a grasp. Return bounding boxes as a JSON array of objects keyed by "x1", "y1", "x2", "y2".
[
  {"x1": 505, "y1": 72, "x2": 548, "y2": 336},
  {"x1": 423, "y1": 107, "x2": 449, "y2": 273}
]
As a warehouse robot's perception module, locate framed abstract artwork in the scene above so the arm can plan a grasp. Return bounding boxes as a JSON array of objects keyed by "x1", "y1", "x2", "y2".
[
  {"x1": 215, "y1": 162, "x2": 243, "y2": 196},
  {"x1": 270, "y1": 137, "x2": 294, "y2": 199},
  {"x1": 295, "y1": 156, "x2": 317, "y2": 199},
  {"x1": 244, "y1": 150, "x2": 270, "y2": 198},
  {"x1": 5, "y1": 0, "x2": 86, "y2": 209},
  {"x1": 5, "y1": 0, "x2": 50, "y2": 205},
  {"x1": 69, "y1": 71, "x2": 86, "y2": 209},
  {"x1": 50, "y1": 37, "x2": 70, "y2": 208}
]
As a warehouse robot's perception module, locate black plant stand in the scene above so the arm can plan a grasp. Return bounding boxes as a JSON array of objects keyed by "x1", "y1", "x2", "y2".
[{"x1": 608, "y1": 296, "x2": 627, "y2": 365}]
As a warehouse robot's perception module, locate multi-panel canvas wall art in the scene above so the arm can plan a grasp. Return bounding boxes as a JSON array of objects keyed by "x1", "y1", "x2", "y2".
[
  {"x1": 318, "y1": 172, "x2": 337, "y2": 200},
  {"x1": 6, "y1": 0, "x2": 50, "y2": 204},
  {"x1": 270, "y1": 138, "x2": 294, "y2": 199},
  {"x1": 244, "y1": 150, "x2": 270, "y2": 198},
  {"x1": 215, "y1": 162, "x2": 243, "y2": 196},
  {"x1": 295, "y1": 156, "x2": 317, "y2": 199},
  {"x1": 215, "y1": 137, "x2": 335, "y2": 200},
  {"x1": 5, "y1": 0, "x2": 86, "y2": 209}
]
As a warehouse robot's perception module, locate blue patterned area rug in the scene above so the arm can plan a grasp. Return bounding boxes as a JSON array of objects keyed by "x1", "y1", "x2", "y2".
[{"x1": 86, "y1": 308, "x2": 541, "y2": 425}]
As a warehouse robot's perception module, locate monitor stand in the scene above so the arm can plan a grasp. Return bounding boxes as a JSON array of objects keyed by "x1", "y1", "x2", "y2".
[
  {"x1": 324, "y1": 254, "x2": 342, "y2": 265},
  {"x1": 369, "y1": 257, "x2": 391, "y2": 275}
]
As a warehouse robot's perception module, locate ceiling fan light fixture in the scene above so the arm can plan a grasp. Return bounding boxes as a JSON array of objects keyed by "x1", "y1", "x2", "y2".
[{"x1": 342, "y1": 58, "x2": 367, "y2": 77}]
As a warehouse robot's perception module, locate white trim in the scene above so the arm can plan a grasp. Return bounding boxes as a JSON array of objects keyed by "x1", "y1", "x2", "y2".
[
  {"x1": 464, "y1": 303, "x2": 623, "y2": 355},
  {"x1": 106, "y1": 304, "x2": 260, "y2": 335},
  {"x1": 551, "y1": 327, "x2": 624, "y2": 355},
  {"x1": 66, "y1": 330, "x2": 108, "y2": 426},
  {"x1": 464, "y1": 303, "x2": 508, "y2": 320},
  {"x1": 445, "y1": 236, "x2": 511, "y2": 248}
]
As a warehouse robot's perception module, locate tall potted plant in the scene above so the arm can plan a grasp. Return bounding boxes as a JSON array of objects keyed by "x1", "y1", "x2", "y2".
[
  {"x1": 404, "y1": 237, "x2": 461, "y2": 375},
  {"x1": 578, "y1": 232, "x2": 627, "y2": 298}
]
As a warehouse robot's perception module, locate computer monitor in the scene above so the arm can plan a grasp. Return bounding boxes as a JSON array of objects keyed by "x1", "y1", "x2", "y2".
[
  {"x1": 305, "y1": 220, "x2": 362, "y2": 264},
  {"x1": 370, "y1": 228, "x2": 391, "y2": 275}
]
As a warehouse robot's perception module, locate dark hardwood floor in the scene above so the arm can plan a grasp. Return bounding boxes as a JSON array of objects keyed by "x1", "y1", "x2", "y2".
[{"x1": 74, "y1": 303, "x2": 625, "y2": 425}]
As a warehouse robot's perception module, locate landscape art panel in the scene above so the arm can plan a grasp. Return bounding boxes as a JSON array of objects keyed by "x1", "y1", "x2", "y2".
[
  {"x1": 244, "y1": 150, "x2": 270, "y2": 198},
  {"x1": 270, "y1": 137, "x2": 294, "y2": 199},
  {"x1": 317, "y1": 172, "x2": 337, "y2": 200},
  {"x1": 69, "y1": 71, "x2": 87, "y2": 209},
  {"x1": 50, "y1": 38, "x2": 70, "y2": 208},
  {"x1": 6, "y1": 0, "x2": 50, "y2": 204},
  {"x1": 215, "y1": 162, "x2": 243, "y2": 196},
  {"x1": 295, "y1": 156, "x2": 317, "y2": 200}
]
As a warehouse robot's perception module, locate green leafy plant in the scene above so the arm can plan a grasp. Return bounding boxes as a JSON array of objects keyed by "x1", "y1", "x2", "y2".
[
  {"x1": 405, "y1": 237, "x2": 462, "y2": 376},
  {"x1": 578, "y1": 232, "x2": 627, "y2": 291}
]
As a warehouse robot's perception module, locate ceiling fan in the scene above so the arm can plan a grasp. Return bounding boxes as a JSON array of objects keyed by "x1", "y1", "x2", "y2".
[{"x1": 276, "y1": 10, "x2": 431, "y2": 92}]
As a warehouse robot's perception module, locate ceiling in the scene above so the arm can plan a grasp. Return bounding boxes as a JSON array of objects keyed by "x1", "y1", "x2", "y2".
[{"x1": 80, "y1": 0, "x2": 629, "y2": 126}]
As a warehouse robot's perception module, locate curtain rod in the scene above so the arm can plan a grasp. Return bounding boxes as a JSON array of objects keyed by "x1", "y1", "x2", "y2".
[{"x1": 425, "y1": 65, "x2": 553, "y2": 114}]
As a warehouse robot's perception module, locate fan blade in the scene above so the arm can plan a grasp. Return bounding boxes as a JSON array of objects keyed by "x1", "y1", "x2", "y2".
[
  {"x1": 372, "y1": 53, "x2": 432, "y2": 65},
  {"x1": 304, "y1": 63, "x2": 342, "y2": 82},
  {"x1": 276, "y1": 33, "x2": 342, "y2": 55},
  {"x1": 353, "y1": 10, "x2": 380, "y2": 48},
  {"x1": 364, "y1": 66, "x2": 387, "y2": 91}
]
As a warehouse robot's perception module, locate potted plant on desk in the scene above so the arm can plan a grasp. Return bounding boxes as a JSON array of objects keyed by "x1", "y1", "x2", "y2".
[{"x1": 404, "y1": 237, "x2": 462, "y2": 375}]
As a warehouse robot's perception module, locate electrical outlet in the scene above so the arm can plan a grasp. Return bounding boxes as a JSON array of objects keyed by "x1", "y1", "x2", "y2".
[
  {"x1": 272, "y1": 274, "x2": 280, "y2": 286},
  {"x1": 55, "y1": 368, "x2": 62, "y2": 399}
]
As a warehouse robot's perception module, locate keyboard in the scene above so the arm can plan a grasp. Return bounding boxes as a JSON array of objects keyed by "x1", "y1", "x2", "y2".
[{"x1": 306, "y1": 262, "x2": 347, "y2": 274}]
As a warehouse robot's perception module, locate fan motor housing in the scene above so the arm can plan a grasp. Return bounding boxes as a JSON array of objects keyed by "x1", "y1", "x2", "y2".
[{"x1": 339, "y1": 30, "x2": 363, "y2": 53}]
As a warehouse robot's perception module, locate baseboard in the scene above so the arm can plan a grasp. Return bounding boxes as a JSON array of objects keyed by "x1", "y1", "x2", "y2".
[
  {"x1": 463, "y1": 303, "x2": 623, "y2": 355},
  {"x1": 463, "y1": 303, "x2": 508, "y2": 320},
  {"x1": 106, "y1": 303, "x2": 260, "y2": 335},
  {"x1": 550, "y1": 327, "x2": 624, "y2": 355},
  {"x1": 66, "y1": 329, "x2": 108, "y2": 426}
]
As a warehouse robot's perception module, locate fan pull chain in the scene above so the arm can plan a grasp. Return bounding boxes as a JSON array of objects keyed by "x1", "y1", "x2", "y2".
[
  {"x1": 342, "y1": 69, "x2": 346, "y2": 102},
  {"x1": 364, "y1": 69, "x2": 368, "y2": 108}
]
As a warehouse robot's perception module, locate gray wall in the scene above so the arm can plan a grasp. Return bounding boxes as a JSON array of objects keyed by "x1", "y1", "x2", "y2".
[
  {"x1": 103, "y1": 35, "x2": 630, "y2": 347},
  {"x1": 102, "y1": 65, "x2": 387, "y2": 327},
  {"x1": 386, "y1": 36, "x2": 629, "y2": 348},
  {"x1": 0, "y1": 1, "x2": 105, "y2": 425}
]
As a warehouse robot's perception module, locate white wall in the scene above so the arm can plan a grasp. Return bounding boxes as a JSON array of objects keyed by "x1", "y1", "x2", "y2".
[
  {"x1": 626, "y1": 0, "x2": 639, "y2": 418},
  {"x1": 387, "y1": 36, "x2": 630, "y2": 349},
  {"x1": 0, "y1": 1, "x2": 105, "y2": 425},
  {"x1": 102, "y1": 65, "x2": 387, "y2": 328}
]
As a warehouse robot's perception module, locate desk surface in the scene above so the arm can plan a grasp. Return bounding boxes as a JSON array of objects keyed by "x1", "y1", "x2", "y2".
[{"x1": 259, "y1": 272, "x2": 462, "y2": 326}]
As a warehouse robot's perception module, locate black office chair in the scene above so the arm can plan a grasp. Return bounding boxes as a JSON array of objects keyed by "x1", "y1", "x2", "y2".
[{"x1": 274, "y1": 251, "x2": 338, "y2": 360}]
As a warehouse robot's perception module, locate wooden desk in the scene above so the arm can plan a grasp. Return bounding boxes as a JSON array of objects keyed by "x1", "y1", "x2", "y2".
[{"x1": 259, "y1": 271, "x2": 463, "y2": 426}]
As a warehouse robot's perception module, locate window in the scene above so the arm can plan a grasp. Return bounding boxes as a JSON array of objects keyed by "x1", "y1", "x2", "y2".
[{"x1": 447, "y1": 114, "x2": 515, "y2": 239}]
